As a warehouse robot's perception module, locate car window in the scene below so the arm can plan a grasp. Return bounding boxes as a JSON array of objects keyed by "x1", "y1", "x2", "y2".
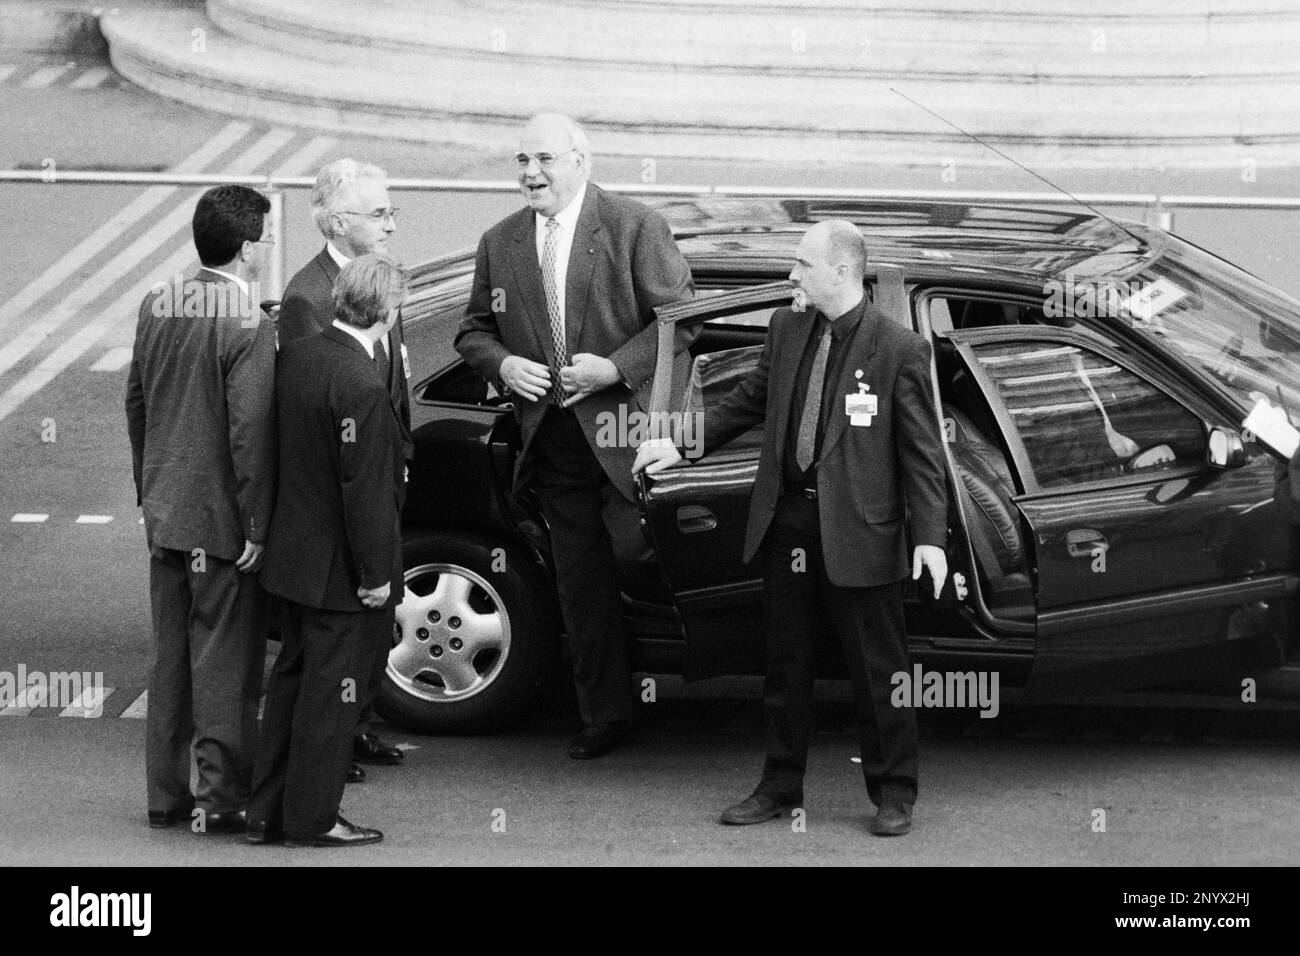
[
  {"x1": 971, "y1": 340, "x2": 1207, "y2": 489},
  {"x1": 927, "y1": 293, "x2": 1123, "y2": 351}
]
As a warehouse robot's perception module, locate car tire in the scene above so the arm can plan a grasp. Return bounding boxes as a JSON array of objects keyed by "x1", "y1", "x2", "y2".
[{"x1": 377, "y1": 530, "x2": 559, "y2": 734}]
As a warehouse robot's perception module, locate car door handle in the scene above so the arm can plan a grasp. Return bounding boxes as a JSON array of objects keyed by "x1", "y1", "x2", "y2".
[
  {"x1": 1066, "y1": 528, "x2": 1108, "y2": 557},
  {"x1": 676, "y1": 505, "x2": 717, "y2": 533}
]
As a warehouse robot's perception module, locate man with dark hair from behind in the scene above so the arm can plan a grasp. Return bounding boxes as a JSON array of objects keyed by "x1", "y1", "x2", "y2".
[
  {"x1": 248, "y1": 253, "x2": 407, "y2": 847},
  {"x1": 126, "y1": 184, "x2": 277, "y2": 834}
]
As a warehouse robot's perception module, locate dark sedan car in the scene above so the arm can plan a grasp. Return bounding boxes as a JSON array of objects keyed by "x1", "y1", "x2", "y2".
[{"x1": 384, "y1": 198, "x2": 1300, "y2": 734}]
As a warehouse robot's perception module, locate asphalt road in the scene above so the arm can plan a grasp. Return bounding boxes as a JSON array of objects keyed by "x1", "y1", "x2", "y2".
[{"x1": 2, "y1": 51, "x2": 1300, "y2": 868}]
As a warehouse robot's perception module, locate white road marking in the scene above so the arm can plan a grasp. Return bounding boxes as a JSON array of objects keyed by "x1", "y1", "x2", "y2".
[
  {"x1": 0, "y1": 120, "x2": 249, "y2": 342},
  {"x1": 394, "y1": 742, "x2": 419, "y2": 751},
  {"x1": 59, "y1": 686, "x2": 112, "y2": 717},
  {"x1": 74, "y1": 514, "x2": 113, "y2": 523},
  {"x1": 68, "y1": 66, "x2": 111, "y2": 89},
  {"x1": 274, "y1": 135, "x2": 337, "y2": 176},
  {"x1": 0, "y1": 66, "x2": 17, "y2": 83},
  {"x1": 0, "y1": 685, "x2": 48, "y2": 714},
  {"x1": 89, "y1": 346, "x2": 133, "y2": 371},
  {"x1": 0, "y1": 128, "x2": 297, "y2": 423},
  {"x1": 10, "y1": 513, "x2": 49, "y2": 522},
  {"x1": 21, "y1": 64, "x2": 73, "y2": 88},
  {"x1": 120, "y1": 690, "x2": 148, "y2": 719}
]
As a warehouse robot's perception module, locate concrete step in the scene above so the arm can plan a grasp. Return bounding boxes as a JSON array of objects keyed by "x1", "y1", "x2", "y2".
[
  {"x1": 103, "y1": 5, "x2": 1300, "y2": 167},
  {"x1": 209, "y1": 0, "x2": 1300, "y2": 79}
]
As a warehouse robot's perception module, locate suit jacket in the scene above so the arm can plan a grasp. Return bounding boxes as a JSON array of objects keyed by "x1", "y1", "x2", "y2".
[
  {"x1": 279, "y1": 246, "x2": 413, "y2": 462},
  {"x1": 701, "y1": 303, "x2": 949, "y2": 588},
  {"x1": 125, "y1": 268, "x2": 277, "y2": 561},
  {"x1": 455, "y1": 184, "x2": 695, "y2": 501},
  {"x1": 259, "y1": 325, "x2": 406, "y2": 611}
]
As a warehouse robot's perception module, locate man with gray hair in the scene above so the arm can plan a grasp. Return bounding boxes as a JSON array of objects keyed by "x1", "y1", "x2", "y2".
[
  {"x1": 280, "y1": 158, "x2": 411, "y2": 779},
  {"x1": 457, "y1": 112, "x2": 695, "y2": 759},
  {"x1": 249, "y1": 253, "x2": 408, "y2": 847}
]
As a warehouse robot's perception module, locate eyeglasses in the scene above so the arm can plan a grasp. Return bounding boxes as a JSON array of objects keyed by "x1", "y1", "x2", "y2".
[
  {"x1": 338, "y1": 207, "x2": 399, "y2": 222},
  {"x1": 514, "y1": 148, "x2": 578, "y2": 170}
]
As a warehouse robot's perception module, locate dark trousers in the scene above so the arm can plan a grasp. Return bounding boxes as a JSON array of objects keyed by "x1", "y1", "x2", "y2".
[
  {"x1": 145, "y1": 546, "x2": 266, "y2": 814},
  {"x1": 248, "y1": 600, "x2": 387, "y2": 837},
  {"x1": 355, "y1": 606, "x2": 395, "y2": 739},
  {"x1": 531, "y1": 407, "x2": 634, "y2": 726},
  {"x1": 754, "y1": 492, "x2": 919, "y2": 808}
]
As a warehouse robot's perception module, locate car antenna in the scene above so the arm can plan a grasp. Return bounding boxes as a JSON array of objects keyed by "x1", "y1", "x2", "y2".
[{"x1": 889, "y1": 88, "x2": 1148, "y2": 246}]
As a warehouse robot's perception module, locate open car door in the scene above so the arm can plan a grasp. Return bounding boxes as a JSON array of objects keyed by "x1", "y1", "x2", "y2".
[{"x1": 944, "y1": 325, "x2": 1297, "y2": 700}]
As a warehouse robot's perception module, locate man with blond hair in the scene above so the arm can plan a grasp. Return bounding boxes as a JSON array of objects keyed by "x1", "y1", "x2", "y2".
[{"x1": 249, "y1": 253, "x2": 408, "y2": 847}]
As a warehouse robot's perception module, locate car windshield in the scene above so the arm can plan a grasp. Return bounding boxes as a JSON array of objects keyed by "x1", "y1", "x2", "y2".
[{"x1": 1119, "y1": 240, "x2": 1300, "y2": 418}]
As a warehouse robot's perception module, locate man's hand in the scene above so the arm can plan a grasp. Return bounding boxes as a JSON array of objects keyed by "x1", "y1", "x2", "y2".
[
  {"x1": 358, "y1": 582, "x2": 391, "y2": 609},
  {"x1": 499, "y1": 355, "x2": 551, "y2": 402},
  {"x1": 235, "y1": 540, "x2": 264, "y2": 573},
  {"x1": 912, "y1": 545, "x2": 947, "y2": 599},
  {"x1": 560, "y1": 353, "x2": 621, "y2": 407},
  {"x1": 632, "y1": 438, "x2": 683, "y2": 477}
]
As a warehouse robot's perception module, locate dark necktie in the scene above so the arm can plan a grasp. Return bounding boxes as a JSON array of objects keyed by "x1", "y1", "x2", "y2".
[
  {"x1": 795, "y1": 324, "x2": 831, "y2": 472},
  {"x1": 541, "y1": 217, "x2": 566, "y2": 405}
]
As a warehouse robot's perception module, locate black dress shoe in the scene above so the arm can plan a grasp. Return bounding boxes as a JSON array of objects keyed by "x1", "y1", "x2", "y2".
[
  {"x1": 196, "y1": 809, "x2": 247, "y2": 835},
  {"x1": 246, "y1": 820, "x2": 283, "y2": 845},
  {"x1": 871, "y1": 800, "x2": 913, "y2": 836},
  {"x1": 346, "y1": 762, "x2": 366, "y2": 784},
  {"x1": 567, "y1": 721, "x2": 628, "y2": 760},
  {"x1": 147, "y1": 804, "x2": 195, "y2": 829},
  {"x1": 285, "y1": 815, "x2": 383, "y2": 847},
  {"x1": 719, "y1": 793, "x2": 794, "y2": 825},
  {"x1": 353, "y1": 732, "x2": 404, "y2": 765}
]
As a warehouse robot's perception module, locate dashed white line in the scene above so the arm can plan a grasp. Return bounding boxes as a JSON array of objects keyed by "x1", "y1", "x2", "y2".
[
  {"x1": 10, "y1": 513, "x2": 49, "y2": 523},
  {"x1": 120, "y1": 690, "x2": 148, "y2": 719},
  {"x1": 21, "y1": 64, "x2": 74, "y2": 89},
  {"x1": 74, "y1": 514, "x2": 114, "y2": 524},
  {"x1": 68, "y1": 66, "x2": 111, "y2": 90},
  {"x1": 89, "y1": 346, "x2": 133, "y2": 371}
]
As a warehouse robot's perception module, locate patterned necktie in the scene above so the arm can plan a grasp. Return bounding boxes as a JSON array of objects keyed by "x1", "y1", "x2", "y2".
[
  {"x1": 795, "y1": 323, "x2": 831, "y2": 472},
  {"x1": 541, "y1": 217, "x2": 566, "y2": 405}
]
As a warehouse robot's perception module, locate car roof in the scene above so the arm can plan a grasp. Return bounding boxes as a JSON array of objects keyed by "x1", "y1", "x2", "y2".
[{"x1": 656, "y1": 197, "x2": 1164, "y2": 288}]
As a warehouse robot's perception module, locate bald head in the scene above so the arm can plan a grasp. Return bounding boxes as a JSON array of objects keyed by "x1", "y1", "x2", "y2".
[
  {"x1": 790, "y1": 220, "x2": 868, "y2": 316},
  {"x1": 517, "y1": 113, "x2": 592, "y2": 217}
]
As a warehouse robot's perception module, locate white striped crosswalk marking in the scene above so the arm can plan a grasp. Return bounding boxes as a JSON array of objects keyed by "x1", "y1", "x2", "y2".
[
  {"x1": 120, "y1": 691, "x2": 148, "y2": 719},
  {"x1": 0, "y1": 686, "x2": 48, "y2": 715},
  {"x1": 59, "y1": 686, "x2": 112, "y2": 717},
  {"x1": 0, "y1": 129, "x2": 327, "y2": 424},
  {"x1": 275, "y1": 135, "x2": 337, "y2": 178},
  {"x1": 0, "y1": 120, "x2": 249, "y2": 342},
  {"x1": 68, "y1": 66, "x2": 111, "y2": 89},
  {"x1": 10, "y1": 513, "x2": 49, "y2": 522},
  {"x1": 21, "y1": 64, "x2": 73, "y2": 88},
  {"x1": 89, "y1": 346, "x2": 133, "y2": 371},
  {"x1": 75, "y1": 515, "x2": 113, "y2": 524}
]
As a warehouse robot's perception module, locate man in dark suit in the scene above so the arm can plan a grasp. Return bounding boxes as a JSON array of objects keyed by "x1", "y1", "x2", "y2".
[
  {"x1": 247, "y1": 254, "x2": 407, "y2": 847},
  {"x1": 635, "y1": 220, "x2": 949, "y2": 836},
  {"x1": 125, "y1": 184, "x2": 277, "y2": 835},
  {"x1": 456, "y1": 113, "x2": 695, "y2": 758},
  {"x1": 279, "y1": 159, "x2": 410, "y2": 779}
]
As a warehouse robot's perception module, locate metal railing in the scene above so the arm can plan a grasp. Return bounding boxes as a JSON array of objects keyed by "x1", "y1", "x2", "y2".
[{"x1": 6, "y1": 167, "x2": 1299, "y2": 297}]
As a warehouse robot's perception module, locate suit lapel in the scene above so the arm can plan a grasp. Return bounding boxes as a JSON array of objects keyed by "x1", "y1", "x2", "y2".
[
  {"x1": 506, "y1": 210, "x2": 554, "y2": 367},
  {"x1": 565, "y1": 185, "x2": 602, "y2": 354},
  {"x1": 819, "y1": 306, "x2": 883, "y2": 459},
  {"x1": 770, "y1": 311, "x2": 819, "y2": 473}
]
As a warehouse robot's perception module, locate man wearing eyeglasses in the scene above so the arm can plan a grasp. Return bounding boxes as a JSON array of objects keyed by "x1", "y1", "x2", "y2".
[
  {"x1": 278, "y1": 159, "x2": 411, "y2": 781},
  {"x1": 456, "y1": 113, "x2": 695, "y2": 759}
]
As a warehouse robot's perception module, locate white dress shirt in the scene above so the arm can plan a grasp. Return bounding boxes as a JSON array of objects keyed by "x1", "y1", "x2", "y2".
[
  {"x1": 200, "y1": 266, "x2": 249, "y2": 296},
  {"x1": 331, "y1": 318, "x2": 376, "y2": 360},
  {"x1": 534, "y1": 181, "x2": 587, "y2": 326}
]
